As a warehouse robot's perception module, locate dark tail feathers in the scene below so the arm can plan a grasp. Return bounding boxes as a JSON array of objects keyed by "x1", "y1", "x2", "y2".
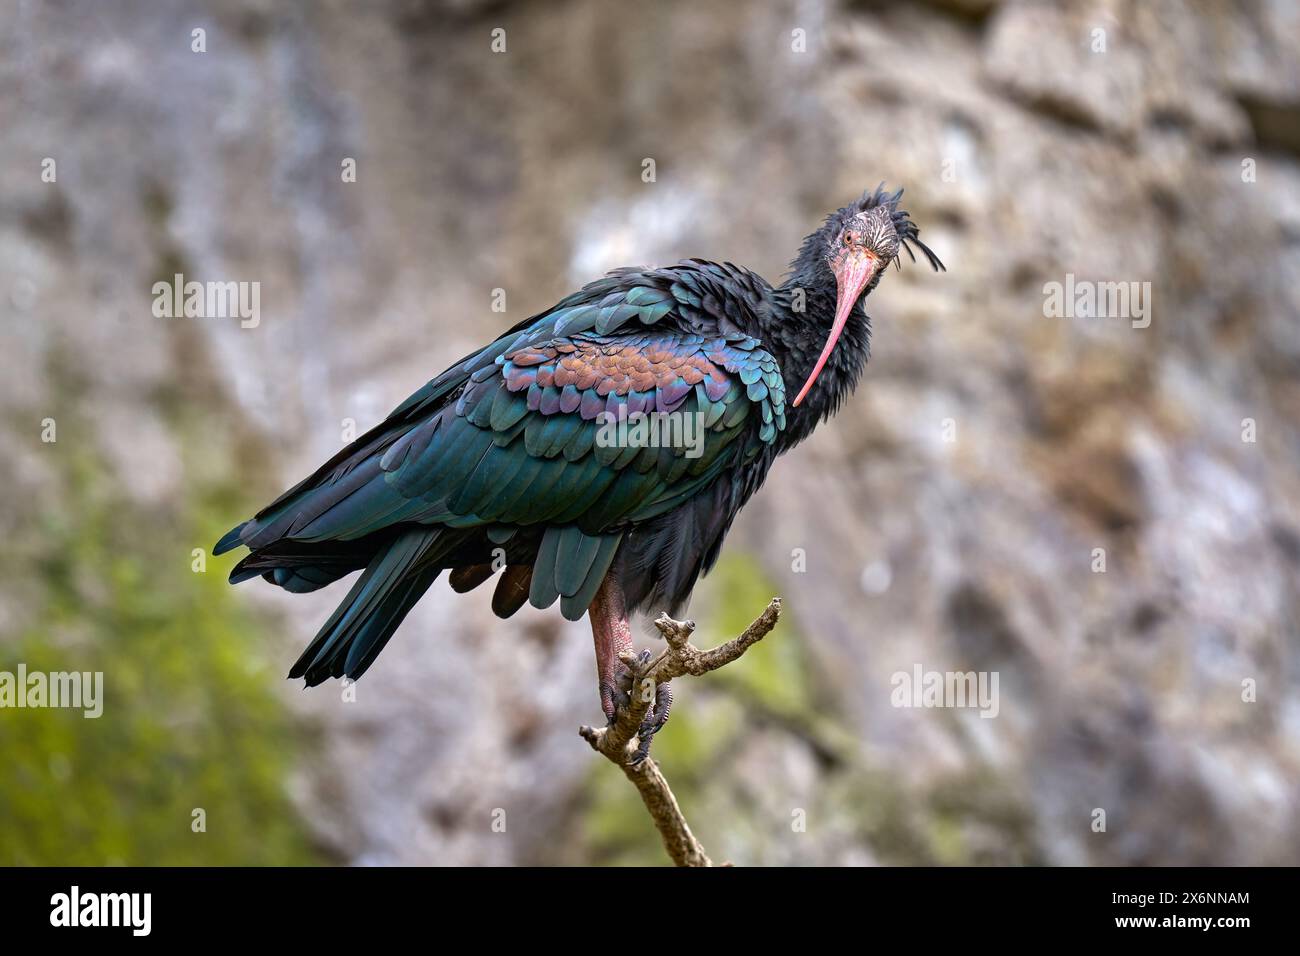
[{"x1": 288, "y1": 527, "x2": 444, "y2": 686}]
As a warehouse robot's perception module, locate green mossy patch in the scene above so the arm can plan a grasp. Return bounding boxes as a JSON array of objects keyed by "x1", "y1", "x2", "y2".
[{"x1": 0, "y1": 336, "x2": 319, "y2": 865}]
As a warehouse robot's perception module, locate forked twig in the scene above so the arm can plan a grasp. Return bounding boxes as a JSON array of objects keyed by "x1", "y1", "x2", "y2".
[{"x1": 579, "y1": 597, "x2": 783, "y2": 866}]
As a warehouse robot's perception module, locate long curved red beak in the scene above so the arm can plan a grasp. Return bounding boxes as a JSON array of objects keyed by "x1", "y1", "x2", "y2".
[{"x1": 792, "y1": 251, "x2": 879, "y2": 408}]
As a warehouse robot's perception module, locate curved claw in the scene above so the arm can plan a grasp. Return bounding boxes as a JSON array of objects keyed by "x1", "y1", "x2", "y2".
[
  {"x1": 604, "y1": 648, "x2": 653, "y2": 726},
  {"x1": 629, "y1": 679, "x2": 673, "y2": 766}
]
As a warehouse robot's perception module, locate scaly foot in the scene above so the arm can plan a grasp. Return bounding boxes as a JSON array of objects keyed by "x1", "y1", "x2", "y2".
[{"x1": 630, "y1": 678, "x2": 673, "y2": 766}]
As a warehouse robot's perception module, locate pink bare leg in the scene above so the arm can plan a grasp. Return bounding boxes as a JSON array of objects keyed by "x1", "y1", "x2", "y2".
[{"x1": 589, "y1": 573, "x2": 634, "y2": 723}]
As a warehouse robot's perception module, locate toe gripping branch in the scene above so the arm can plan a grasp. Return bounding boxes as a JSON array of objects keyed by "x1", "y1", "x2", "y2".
[
  {"x1": 578, "y1": 597, "x2": 783, "y2": 866},
  {"x1": 581, "y1": 598, "x2": 782, "y2": 765}
]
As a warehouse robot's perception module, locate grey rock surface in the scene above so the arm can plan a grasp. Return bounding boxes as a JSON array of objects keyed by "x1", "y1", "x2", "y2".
[{"x1": 2, "y1": 0, "x2": 1297, "y2": 864}]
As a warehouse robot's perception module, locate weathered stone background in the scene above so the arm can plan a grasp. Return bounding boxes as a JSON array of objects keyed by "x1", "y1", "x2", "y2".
[{"x1": 2, "y1": 0, "x2": 1297, "y2": 865}]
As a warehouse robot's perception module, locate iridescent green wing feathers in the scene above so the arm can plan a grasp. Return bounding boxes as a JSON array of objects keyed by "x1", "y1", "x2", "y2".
[{"x1": 216, "y1": 267, "x2": 787, "y2": 624}]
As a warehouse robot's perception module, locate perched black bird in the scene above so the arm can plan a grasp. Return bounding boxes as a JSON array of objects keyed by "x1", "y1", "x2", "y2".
[{"x1": 216, "y1": 185, "x2": 943, "y2": 748}]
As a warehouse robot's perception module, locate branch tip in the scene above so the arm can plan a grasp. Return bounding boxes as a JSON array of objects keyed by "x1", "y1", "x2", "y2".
[{"x1": 580, "y1": 595, "x2": 784, "y2": 867}]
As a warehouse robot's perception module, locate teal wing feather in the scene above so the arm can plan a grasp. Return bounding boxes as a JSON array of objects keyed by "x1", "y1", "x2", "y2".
[{"x1": 217, "y1": 271, "x2": 787, "y2": 623}]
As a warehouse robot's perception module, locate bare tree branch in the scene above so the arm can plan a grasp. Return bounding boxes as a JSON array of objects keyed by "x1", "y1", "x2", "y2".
[{"x1": 579, "y1": 596, "x2": 783, "y2": 867}]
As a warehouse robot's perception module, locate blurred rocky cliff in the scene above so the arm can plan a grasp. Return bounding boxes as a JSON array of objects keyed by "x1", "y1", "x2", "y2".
[{"x1": 1, "y1": 0, "x2": 1297, "y2": 865}]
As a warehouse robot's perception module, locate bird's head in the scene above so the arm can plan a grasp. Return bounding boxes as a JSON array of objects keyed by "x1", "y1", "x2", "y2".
[{"x1": 788, "y1": 185, "x2": 945, "y2": 408}]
